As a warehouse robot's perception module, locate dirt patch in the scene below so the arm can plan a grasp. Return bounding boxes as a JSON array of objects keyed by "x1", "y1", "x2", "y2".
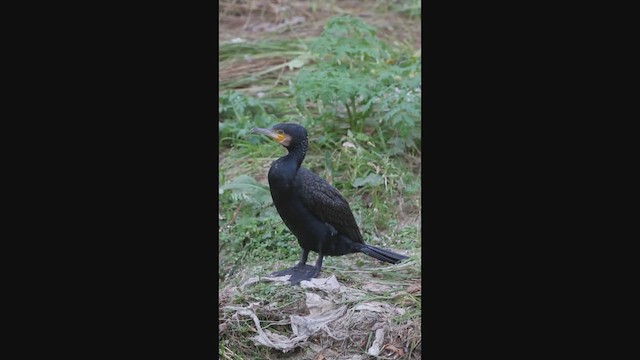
[{"x1": 220, "y1": 0, "x2": 421, "y2": 43}]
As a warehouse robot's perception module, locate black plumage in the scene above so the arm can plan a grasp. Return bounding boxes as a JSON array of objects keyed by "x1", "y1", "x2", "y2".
[{"x1": 251, "y1": 123, "x2": 408, "y2": 284}]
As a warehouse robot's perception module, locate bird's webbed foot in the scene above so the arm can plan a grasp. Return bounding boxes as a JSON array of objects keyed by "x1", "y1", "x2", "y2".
[{"x1": 270, "y1": 264, "x2": 320, "y2": 285}]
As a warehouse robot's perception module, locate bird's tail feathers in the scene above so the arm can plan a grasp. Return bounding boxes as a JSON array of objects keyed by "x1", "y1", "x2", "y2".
[{"x1": 359, "y1": 245, "x2": 409, "y2": 264}]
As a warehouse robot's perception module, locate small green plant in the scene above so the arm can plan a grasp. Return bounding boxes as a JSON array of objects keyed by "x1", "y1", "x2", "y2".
[
  {"x1": 219, "y1": 175, "x2": 272, "y2": 210},
  {"x1": 219, "y1": 90, "x2": 278, "y2": 146},
  {"x1": 292, "y1": 15, "x2": 421, "y2": 154}
]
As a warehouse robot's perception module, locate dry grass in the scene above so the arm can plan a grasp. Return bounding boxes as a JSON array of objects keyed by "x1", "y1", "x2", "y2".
[{"x1": 219, "y1": 272, "x2": 422, "y2": 359}]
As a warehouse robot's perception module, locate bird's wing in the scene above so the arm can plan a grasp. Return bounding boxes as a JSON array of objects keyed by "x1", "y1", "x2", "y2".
[{"x1": 296, "y1": 167, "x2": 364, "y2": 243}]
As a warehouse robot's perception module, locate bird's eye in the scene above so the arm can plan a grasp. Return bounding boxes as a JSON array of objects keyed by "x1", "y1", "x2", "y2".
[{"x1": 276, "y1": 130, "x2": 284, "y2": 135}]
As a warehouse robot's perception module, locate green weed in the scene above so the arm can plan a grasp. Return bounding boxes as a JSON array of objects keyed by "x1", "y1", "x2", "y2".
[{"x1": 293, "y1": 15, "x2": 421, "y2": 154}]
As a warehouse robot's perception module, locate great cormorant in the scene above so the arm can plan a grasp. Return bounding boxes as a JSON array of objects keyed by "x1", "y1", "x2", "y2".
[{"x1": 251, "y1": 123, "x2": 408, "y2": 285}]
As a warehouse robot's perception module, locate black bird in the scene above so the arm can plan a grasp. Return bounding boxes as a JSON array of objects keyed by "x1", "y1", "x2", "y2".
[{"x1": 251, "y1": 123, "x2": 409, "y2": 285}]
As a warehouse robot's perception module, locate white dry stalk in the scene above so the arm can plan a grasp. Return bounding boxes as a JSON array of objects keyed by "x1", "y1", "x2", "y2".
[{"x1": 367, "y1": 326, "x2": 387, "y2": 356}]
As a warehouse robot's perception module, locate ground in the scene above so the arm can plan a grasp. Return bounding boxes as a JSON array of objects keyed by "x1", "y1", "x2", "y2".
[{"x1": 219, "y1": 1, "x2": 421, "y2": 359}]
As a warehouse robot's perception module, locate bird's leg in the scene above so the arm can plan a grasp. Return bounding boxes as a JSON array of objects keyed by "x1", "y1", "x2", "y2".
[
  {"x1": 296, "y1": 248, "x2": 310, "y2": 267},
  {"x1": 313, "y1": 253, "x2": 324, "y2": 278}
]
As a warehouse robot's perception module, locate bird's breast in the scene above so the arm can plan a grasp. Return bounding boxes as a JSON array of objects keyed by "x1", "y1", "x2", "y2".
[{"x1": 268, "y1": 162, "x2": 298, "y2": 191}]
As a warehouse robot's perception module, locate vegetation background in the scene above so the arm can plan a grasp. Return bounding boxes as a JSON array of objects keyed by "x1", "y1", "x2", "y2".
[{"x1": 219, "y1": 1, "x2": 421, "y2": 358}]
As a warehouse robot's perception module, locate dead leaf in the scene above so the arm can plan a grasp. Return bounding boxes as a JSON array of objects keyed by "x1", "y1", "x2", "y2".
[
  {"x1": 300, "y1": 275, "x2": 341, "y2": 292},
  {"x1": 305, "y1": 292, "x2": 334, "y2": 315},
  {"x1": 342, "y1": 141, "x2": 356, "y2": 149},
  {"x1": 406, "y1": 283, "x2": 421, "y2": 294},
  {"x1": 382, "y1": 344, "x2": 405, "y2": 357},
  {"x1": 362, "y1": 282, "x2": 391, "y2": 293}
]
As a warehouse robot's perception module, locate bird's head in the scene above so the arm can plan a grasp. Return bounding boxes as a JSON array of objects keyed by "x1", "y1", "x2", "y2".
[{"x1": 251, "y1": 123, "x2": 308, "y2": 150}]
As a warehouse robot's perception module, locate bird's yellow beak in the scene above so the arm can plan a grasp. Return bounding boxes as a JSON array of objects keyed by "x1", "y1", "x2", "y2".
[{"x1": 251, "y1": 127, "x2": 290, "y2": 145}]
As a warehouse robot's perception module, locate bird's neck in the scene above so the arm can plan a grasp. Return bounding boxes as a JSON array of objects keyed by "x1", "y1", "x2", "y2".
[
  {"x1": 269, "y1": 144, "x2": 306, "y2": 187},
  {"x1": 284, "y1": 145, "x2": 306, "y2": 168}
]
